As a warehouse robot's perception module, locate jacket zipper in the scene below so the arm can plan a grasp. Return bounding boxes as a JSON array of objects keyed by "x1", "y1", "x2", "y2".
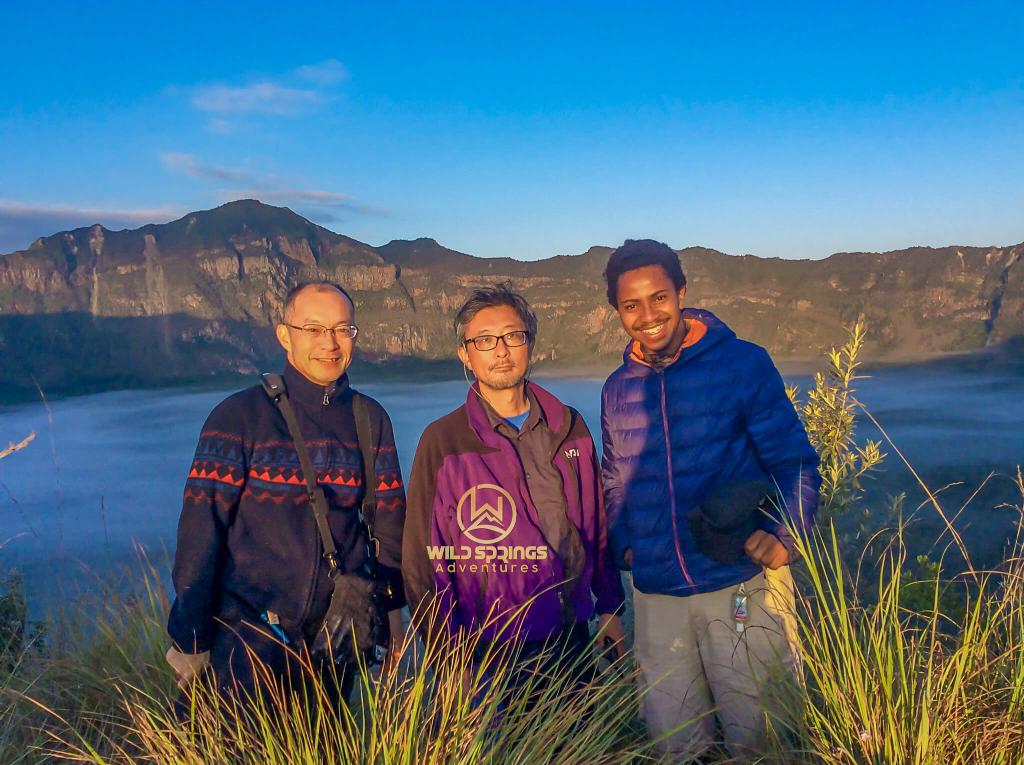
[
  {"x1": 558, "y1": 442, "x2": 580, "y2": 626},
  {"x1": 660, "y1": 373, "x2": 695, "y2": 587},
  {"x1": 323, "y1": 381, "x2": 337, "y2": 406},
  {"x1": 476, "y1": 407, "x2": 576, "y2": 629}
]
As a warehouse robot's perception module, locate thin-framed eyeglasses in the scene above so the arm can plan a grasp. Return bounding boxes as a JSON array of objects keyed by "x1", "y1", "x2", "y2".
[
  {"x1": 463, "y1": 330, "x2": 530, "y2": 351},
  {"x1": 284, "y1": 323, "x2": 359, "y2": 340}
]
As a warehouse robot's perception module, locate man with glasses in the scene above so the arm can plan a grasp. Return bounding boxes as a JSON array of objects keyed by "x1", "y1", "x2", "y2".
[
  {"x1": 166, "y1": 280, "x2": 406, "y2": 705},
  {"x1": 403, "y1": 283, "x2": 625, "y2": 689}
]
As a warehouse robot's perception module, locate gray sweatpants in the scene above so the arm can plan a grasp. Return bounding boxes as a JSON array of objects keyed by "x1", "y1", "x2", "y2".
[{"x1": 632, "y1": 568, "x2": 798, "y2": 760}]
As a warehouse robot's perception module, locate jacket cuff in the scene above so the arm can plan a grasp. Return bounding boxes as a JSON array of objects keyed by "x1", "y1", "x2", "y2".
[
  {"x1": 594, "y1": 597, "x2": 626, "y2": 617},
  {"x1": 770, "y1": 523, "x2": 801, "y2": 564},
  {"x1": 377, "y1": 564, "x2": 407, "y2": 611},
  {"x1": 168, "y1": 629, "x2": 213, "y2": 655},
  {"x1": 593, "y1": 572, "x2": 626, "y2": 615},
  {"x1": 608, "y1": 534, "x2": 631, "y2": 571}
]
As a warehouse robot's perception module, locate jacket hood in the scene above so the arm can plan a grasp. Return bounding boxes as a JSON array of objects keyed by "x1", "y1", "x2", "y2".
[{"x1": 621, "y1": 307, "x2": 736, "y2": 371}]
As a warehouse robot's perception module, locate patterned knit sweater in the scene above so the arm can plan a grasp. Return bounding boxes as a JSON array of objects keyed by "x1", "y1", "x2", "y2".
[{"x1": 167, "y1": 363, "x2": 405, "y2": 653}]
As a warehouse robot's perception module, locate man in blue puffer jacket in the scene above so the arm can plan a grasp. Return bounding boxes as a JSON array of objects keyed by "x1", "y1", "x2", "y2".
[{"x1": 600, "y1": 239, "x2": 821, "y2": 759}]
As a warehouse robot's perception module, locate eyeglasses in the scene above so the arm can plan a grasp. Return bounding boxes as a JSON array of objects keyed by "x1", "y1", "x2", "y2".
[
  {"x1": 284, "y1": 323, "x2": 359, "y2": 340},
  {"x1": 463, "y1": 330, "x2": 530, "y2": 351}
]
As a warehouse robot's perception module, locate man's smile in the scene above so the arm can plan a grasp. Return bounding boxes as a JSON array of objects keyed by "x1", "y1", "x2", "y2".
[{"x1": 638, "y1": 321, "x2": 668, "y2": 337}]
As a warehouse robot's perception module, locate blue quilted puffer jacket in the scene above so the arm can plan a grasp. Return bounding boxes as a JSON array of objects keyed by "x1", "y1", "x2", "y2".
[{"x1": 600, "y1": 308, "x2": 821, "y2": 596}]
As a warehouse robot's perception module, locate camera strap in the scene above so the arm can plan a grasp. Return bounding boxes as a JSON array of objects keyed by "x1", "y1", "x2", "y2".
[
  {"x1": 352, "y1": 393, "x2": 380, "y2": 575},
  {"x1": 260, "y1": 374, "x2": 379, "y2": 578}
]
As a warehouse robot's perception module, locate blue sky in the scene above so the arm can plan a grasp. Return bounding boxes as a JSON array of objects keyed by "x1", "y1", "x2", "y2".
[{"x1": 1, "y1": 1, "x2": 1022, "y2": 259}]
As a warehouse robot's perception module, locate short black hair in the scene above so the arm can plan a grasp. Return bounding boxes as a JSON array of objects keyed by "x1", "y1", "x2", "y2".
[
  {"x1": 453, "y1": 282, "x2": 538, "y2": 350},
  {"x1": 281, "y1": 281, "x2": 354, "y2": 322},
  {"x1": 603, "y1": 239, "x2": 686, "y2": 308}
]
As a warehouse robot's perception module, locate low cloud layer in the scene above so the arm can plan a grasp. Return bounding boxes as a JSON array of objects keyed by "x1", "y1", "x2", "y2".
[
  {"x1": 0, "y1": 201, "x2": 180, "y2": 254},
  {"x1": 160, "y1": 152, "x2": 386, "y2": 224},
  {"x1": 227, "y1": 188, "x2": 352, "y2": 204}
]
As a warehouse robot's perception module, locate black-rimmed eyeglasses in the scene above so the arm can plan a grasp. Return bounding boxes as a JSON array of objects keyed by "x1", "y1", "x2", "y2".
[
  {"x1": 284, "y1": 323, "x2": 359, "y2": 340},
  {"x1": 463, "y1": 330, "x2": 530, "y2": 351}
]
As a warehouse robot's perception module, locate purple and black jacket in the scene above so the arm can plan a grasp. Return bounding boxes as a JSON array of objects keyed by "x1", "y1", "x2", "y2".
[{"x1": 403, "y1": 381, "x2": 625, "y2": 643}]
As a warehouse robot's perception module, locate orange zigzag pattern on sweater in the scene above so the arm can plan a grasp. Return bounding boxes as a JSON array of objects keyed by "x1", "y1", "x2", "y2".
[
  {"x1": 187, "y1": 467, "x2": 244, "y2": 487},
  {"x1": 248, "y1": 468, "x2": 363, "y2": 487}
]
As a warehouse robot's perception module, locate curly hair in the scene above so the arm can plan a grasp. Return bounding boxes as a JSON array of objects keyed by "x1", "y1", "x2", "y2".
[{"x1": 603, "y1": 239, "x2": 686, "y2": 307}]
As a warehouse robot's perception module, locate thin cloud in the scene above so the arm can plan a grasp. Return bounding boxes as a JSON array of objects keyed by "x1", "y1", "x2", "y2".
[
  {"x1": 159, "y1": 151, "x2": 389, "y2": 224},
  {"x1": 206, "y1": 118, "x2": 235, "y2": 135},
  {"x1": 159, "y1": 152, "x2": 254, "y2": 183},
  {"x1": 294, "y1": 59, "x2": 348, "y2": 86},
  {"x1": 229, "y1": 188, "x2": 354, "y2": 204},
  {"x1": 220, "y1": 189, "x2": 389, "y2": 221},
  {"x1": 191, "y1": 82, "x2": 321, "y2": 116},
  {"x1": 183, "y1": 60, "x2": 348, "y2": 121},
  {"x1": 0, "y1": 200, "x2": 180, "y2": 254}
]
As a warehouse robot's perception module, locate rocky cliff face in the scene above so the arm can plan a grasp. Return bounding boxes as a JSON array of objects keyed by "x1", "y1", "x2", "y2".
[
  {"x1": 0, "y1": 200, "x2": 395, "y2": 321},
  {"x1": 0, "y1": 199, "x2": 1020, "y2": 398}
]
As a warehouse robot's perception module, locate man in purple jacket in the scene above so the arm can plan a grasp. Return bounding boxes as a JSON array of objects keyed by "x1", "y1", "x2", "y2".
[{"x1": 403, "y1": 284, "x2": 625, "y2": 679}]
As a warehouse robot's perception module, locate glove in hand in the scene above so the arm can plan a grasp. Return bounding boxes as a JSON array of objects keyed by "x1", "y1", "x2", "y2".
[{"x1": 165, "y1": 646, "x2": 211, "y2": 690}]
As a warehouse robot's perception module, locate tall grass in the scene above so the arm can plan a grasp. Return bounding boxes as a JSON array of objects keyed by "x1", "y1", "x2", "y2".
[
  {"x1": 8, "y1": 495, "x2": 1021, "y2": 764},
  {"x1": 769, "y1": 471, "x2": 1024, "y2": 764},
  {"x1": 772, "y1": 324, "x2": 1024, "y2": 762},
  {"x1": 0, "y1": 555, "x2": 175, "y2": 763},
  {"x1": 28, "y1": 590, "x2": 648, "y2": 764},
  {"x1": 3, "y1": 327, "x2": 1023, "y2": 763}
]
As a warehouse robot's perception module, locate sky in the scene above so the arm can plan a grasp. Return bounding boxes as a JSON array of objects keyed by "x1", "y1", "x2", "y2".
[{"x1": 1, "y1": 1, "x2": 1022, "y2": 260}]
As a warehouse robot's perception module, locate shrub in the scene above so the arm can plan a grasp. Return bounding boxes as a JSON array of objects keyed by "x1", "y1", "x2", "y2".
[
  {"x1": 787, "y1": 320, "x2": 885, "y2": 521},
  {"x1": 0, "y1": 572, "x2": 46, "y2": 677}
]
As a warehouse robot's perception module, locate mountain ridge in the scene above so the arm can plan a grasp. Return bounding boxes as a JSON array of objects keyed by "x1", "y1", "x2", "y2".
[{"x1": 1, "y1": 200, "x2": 1021, "y2": 398}]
